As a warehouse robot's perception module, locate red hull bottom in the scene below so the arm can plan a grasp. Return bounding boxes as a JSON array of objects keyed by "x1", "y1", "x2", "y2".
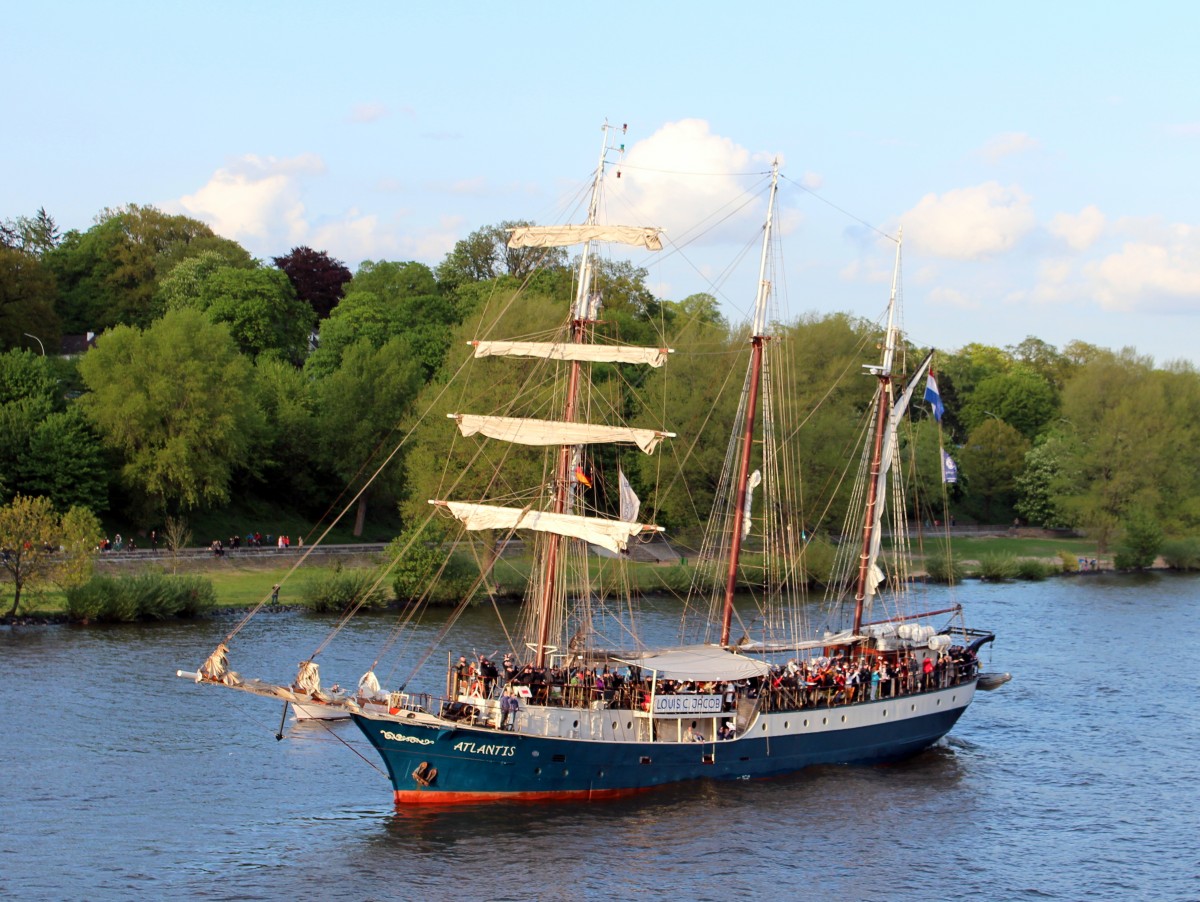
[{"x1": 393, "y1": 785, "x2": 656, "y2": 806}]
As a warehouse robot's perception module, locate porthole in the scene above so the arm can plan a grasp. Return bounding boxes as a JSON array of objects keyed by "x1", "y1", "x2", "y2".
[
  {"x1": 573, "y1": 720, "x2": 579, "y2": 729},
  {"x1": 531, "y1": 750, "x2": 540, "y2": 757},
  {"x1": 784, "y1": 720, "x2": 790, "y2": 729},
  {"x1": 822, "y1": 717, "x2": 828, "y2": 725},
  {"x1": 562, "y1": 769, "x2": 569, "y2": 776},
  {"x1": 882, "y1": 709, "x2": 888, "y2": 717},
  {"x1": 936, "y1": 699, "x2": 942, "y2": 707},
  {"x1": 626, "y1": 721, "x2": 633, "y2": 730},
  {"x1": 761, "y1": 723, "x2": 768, "y2": 732},
  {"x1": 910, "y1": 704, "x2": 916, "y2": 712},
  {"x1": 597, "y1": 770, "x2": 605, "y2": 778},
  {"x1": 840, "y1": 715, "x2": 847, "y2": 723},
  {"x1": 611, "y1": 721, "x2": 618, "y2": 730},
  {"x1": 803, "y1": 719, "x2": 809, "y2": 727},
  {"x1": 534, "y1": 767, "x2": 541, "y2": 775}
]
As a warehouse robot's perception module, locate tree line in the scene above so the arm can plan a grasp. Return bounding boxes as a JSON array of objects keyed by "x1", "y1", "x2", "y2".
[{"x1": 3, "y1": 203, "x2": 1199, "y2": 573}]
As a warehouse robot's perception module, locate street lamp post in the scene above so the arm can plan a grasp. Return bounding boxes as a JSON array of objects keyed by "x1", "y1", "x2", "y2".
[{"x1": 22, "y1": 333, "x2": 45, "y2": 356}]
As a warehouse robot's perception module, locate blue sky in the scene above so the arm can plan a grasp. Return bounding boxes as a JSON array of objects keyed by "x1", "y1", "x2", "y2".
[{"x1": 7, "y1": 2, "x2": 1200, "y2": 365}]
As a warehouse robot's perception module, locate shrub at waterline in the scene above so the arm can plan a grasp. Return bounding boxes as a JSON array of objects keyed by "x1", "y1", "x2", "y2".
[
  {"x1": 923, "y1": 548, "x2": 965, "y2": 585},
  {"x1": 1160, "y1": 537, "x2": 1200, "y2": 571},
  {"x1": 301, "y1": 563, "x2": 390, "y2": 614},
  {"x1": 1113, "y1": 509, "x2": 1163, "y2": 571},
  {"x1": 1015, "y1": 557, "x2": 1055, "y2": 580},
  {"x1": 387, "y1": 525, "x2": 480, "y2": 605},
  {"x1": 65, "y1": 572, "x2": 216, "y2": 622},
  {"x1": 976, "y1": 553, "x2": 1018, "y2": 582}
]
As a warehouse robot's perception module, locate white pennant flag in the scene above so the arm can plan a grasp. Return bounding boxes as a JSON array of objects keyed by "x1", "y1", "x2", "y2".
[
  {"x1": 618, "y1": 469, "x2": 641, "y2": 525},
  {"x1": 742, "y1": 470, "x2": 762, "y2": 538}
]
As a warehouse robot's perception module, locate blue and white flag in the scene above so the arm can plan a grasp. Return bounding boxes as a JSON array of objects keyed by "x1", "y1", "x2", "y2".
[
  {"x1": 924, "y1": 372, "x2": 944, "y2": 422},
  {"x1": 941, "y1": 450, "x2": 958, "y2": 484}
]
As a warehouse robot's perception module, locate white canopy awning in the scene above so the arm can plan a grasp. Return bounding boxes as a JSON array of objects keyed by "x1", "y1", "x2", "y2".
[
  {"x1": 453, "y1": 414, "x2": 670, "y2": 454},
  {"x1": 434, "y1": 501, "x2": 655, "y2": 554},
  {"x1": 470, "y1": 341, "x2": 670, "y2": 368},
  {"x1": 507, "y1": 224, "x2": 663, "y2": 251},
  {"x1": 615, "y1": 645, "x2": 772, "y2": 681}
]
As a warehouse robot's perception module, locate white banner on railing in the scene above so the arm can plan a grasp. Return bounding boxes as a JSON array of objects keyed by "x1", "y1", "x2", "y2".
[{"x1": 651, "y1": 694, "x2": 723, "y2": 717}]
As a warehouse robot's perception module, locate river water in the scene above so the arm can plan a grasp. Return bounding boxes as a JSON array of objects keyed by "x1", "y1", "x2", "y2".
[{"x1": 2, "y1": 573, "x2": 1197, "y2": 901}]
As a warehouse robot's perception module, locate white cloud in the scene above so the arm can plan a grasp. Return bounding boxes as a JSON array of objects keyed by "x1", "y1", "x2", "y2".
[
  {"x1": 177, "y1": 154, "x2": 325, "y2": 246},
  {"x1": 349, "y1": 102, "x2": 390, "y2": 124},
  {"x1": 900, "y1": 182, "x2": 1035, "y2": 260},
  {"x1": 978, "y1": 132, "x2": 1041, "y2": 163},
  {"x1": 1048, "y1": 205, "x2": 1106, "y2": 251},
  {"x1": 608, "y1": 119, "x2": 775, "y2": 248},
  {"x1": 1086, "y1": 224, "x2": 1200, "y2": 312},
  {"x1": 926, "y1": 286, "x2": 979, "y2": 310}
]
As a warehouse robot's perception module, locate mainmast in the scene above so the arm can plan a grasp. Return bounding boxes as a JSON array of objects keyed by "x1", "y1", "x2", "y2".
[
  {"x1": 720, "y1": 161, "x2": 779, "y2": 648},
  {"x1": 851, "y1": 233, "x2": 903, "y2": 635}
]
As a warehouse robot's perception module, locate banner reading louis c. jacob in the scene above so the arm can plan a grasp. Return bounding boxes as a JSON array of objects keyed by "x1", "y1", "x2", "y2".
[{"x1": 651, "y1": 694, "x2": 723, "y2": 717}]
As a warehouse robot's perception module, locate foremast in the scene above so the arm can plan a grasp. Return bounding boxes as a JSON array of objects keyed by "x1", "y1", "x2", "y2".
[
  {"x1": 720, "y1": 160, "x2": 779, "y2": 648},
  {"x1": 435, "y1": 123, "x2": 669, "y2": 670}
]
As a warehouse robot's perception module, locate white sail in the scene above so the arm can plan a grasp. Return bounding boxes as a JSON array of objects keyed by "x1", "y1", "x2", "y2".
[
  {"x1": 507, "y1": 224, "x2": 663, "y2": 251},
  {"x1": 471, "y1": 340, "x2": 669, "y2": 368},
  {"x1": 864, "y1": 352, "x2": 936, "y2": 597},
  {"x1": 435, "y1": 501, "x2": 655, "y2": 554},
  {"x1": 453, "y1": 414, "x2": 670, "y2": 455}
]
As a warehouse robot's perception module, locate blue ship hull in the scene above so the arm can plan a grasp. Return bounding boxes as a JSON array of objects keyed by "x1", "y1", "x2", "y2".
[{"x1": 351, "y1": 681, "x2": 975, "y2": 804}]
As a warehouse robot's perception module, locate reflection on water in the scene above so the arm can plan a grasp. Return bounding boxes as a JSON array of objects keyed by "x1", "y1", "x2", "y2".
[{"x1": 2, "y1": 575, "x2": 1198, "y2": 901}]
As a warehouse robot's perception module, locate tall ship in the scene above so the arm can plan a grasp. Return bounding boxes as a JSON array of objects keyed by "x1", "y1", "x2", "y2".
[{"x1": 183, "y1": 124, "x2": 1007, "y2": 804}]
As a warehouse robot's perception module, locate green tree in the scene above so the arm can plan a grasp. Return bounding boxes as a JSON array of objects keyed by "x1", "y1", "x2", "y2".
[
  {"x1": 0, "y1": 494, "x2": 95, "y2": 615},
  {"x1": 1113, "y1": 507, "x2": 1163, "y2": 570},
  {"x1": 76, "y1": 309, "x2": 265, "y2": 516},
  {"x1": 0, "y1": 246, "x2": 60, "y2": 354},
  {"x1": 252, "y1": 356, "x2": 323, "y2": 504},
  {"x1": 435, "y1": 221, "x2": 569, "y2": 290},
  {"x1": 306, "y1": 260, "x2": 460, "y2": 379},
  {"x1": 1014, "y1": 433, "x2": 1072, "y2": 528},
  {"x1": 961, "y1": 368, "x2": 1058, "y2": 440},
  {"x1": 1, "y1": 208, "x2": 61, "y2": 257},
  {"x1": 46, "y1": 205, "x2": 252, "y2": 332},
  {"x1": 314, "y1": 336, "x2": 424, "y2": 535},
  {"x1": 957, "y1": 418, "x2": 1030, "y2": 522},
  {"x1": 16, "y1": 408, "x2": 109, "y2": 512},
  {"x1": 1055, "y1": 349, "x2": 1200, "y2": 544},
  {"x1": 189, "y1": 267, "x2": 314, "y2": 361}
]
